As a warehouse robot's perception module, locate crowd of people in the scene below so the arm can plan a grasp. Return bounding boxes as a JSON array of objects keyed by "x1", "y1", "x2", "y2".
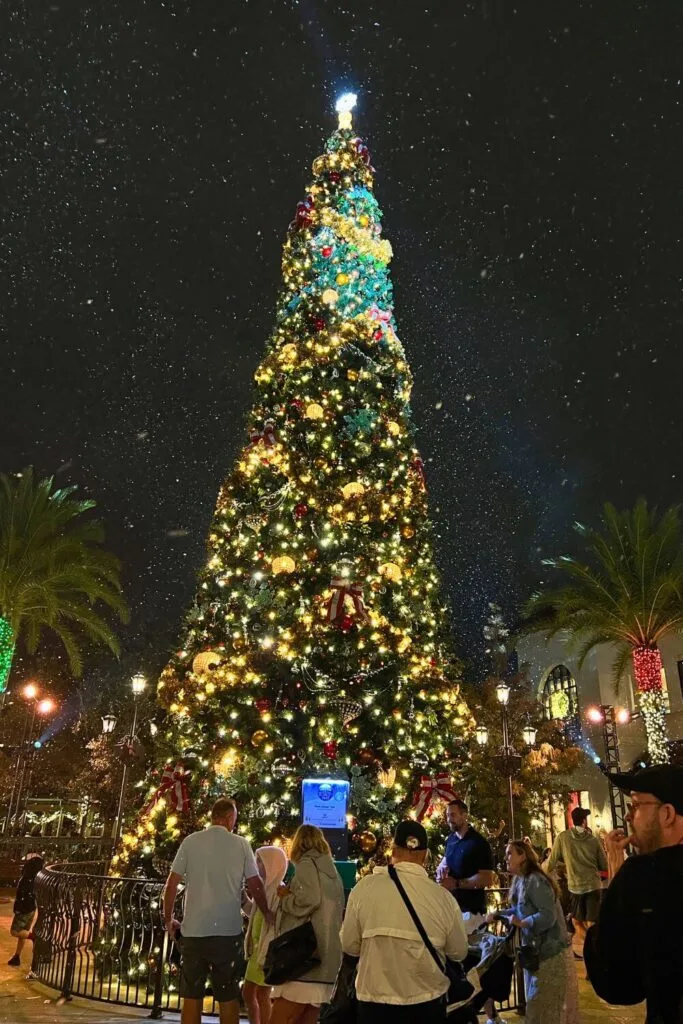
[{"x1": 8, "y1": 765, "x2": 683, "y2": 1023}]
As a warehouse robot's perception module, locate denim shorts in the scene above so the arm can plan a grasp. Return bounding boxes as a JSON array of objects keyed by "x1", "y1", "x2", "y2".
[{"x1": 180, "y1": 934, "x2": 243, "y2": 1002}]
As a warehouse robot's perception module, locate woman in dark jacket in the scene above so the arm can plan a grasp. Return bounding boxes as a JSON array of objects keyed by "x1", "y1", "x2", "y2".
[{"x1": 8, "y1": 855, "x2": 44, "y2": 967}]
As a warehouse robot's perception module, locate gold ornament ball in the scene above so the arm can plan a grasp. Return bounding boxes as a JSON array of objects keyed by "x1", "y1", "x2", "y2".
[
  {"x1": 305, "y1": 403, "x2": 324, "y2": 420},
  {"x1": 336, "y1": 272, "x2": 350, "y2": 286},
  {"x1": 321, "y1": 288, "x2": 339, "y2": 306},
  {"x1": 379, "y1": 562, "x2": 402, "y2": 583},
  {"x1": 358, "y1": 214, "x2": 370, "y2": 227},
  {"x1": 387, "y1": 420, "x2": 401, "y2": 436},
  {"x1": 192, "y1": 650, "x2": 221, "y2": 674},
  {"x1": 312, "y1": 156, "x2": 325, "y2": 175},
  {"x1": 341, "y1": 481, "x2": 365, "y2": 500},
  {"x1": 347, "y1": 369, "x2": 359, "y2": 381},
  {"x1": 401, "y1": 525, "x2": 416, "y2": 539},
  {"x1": 272, "y1": 555, "x2": 296, "y2": 575},
  {"x1": 359, "y1": 830, "x2": 378, "y2": 853},
  {"x1": 251, "y1": 729, "x2": 268, "y2": 748}
]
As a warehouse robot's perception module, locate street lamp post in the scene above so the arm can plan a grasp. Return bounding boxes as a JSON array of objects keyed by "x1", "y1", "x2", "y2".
[
  {"x1": 476, "y1": 683, "x2": 537, "y2": 841},
  {"x1": 112, "y1": 674, "x2": 146, "y2": 843}
]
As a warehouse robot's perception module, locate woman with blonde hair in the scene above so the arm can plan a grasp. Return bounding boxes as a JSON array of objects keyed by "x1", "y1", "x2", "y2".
[
  {"x1": 487, "y1": 839, "x2": 568, "y2": 1023},
  {"x1": 270, "y1": 825, "x2": 344, "y2": 1024}
]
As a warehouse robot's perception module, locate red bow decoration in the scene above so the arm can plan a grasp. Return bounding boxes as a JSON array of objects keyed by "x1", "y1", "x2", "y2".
[
  {"x1": 143, "y1": 764, "x2": 191, "y2": 817},
  {"x1": 247, "y1": 419, "x2": 277, "y2": 450},
  {"x1": 326, "y1": 576, "x2": 369, "y2": 626},
  {"x1": 290, "y1": 195, "x2": 314, "y2": 232},
  {"x1": 368, "y1": 304, "x2": 392, "y2": 328},
  {"x1": 412, "y1": 773, "x2": 458, "y2": 821}
]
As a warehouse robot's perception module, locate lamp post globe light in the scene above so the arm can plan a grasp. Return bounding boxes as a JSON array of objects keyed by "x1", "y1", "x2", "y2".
[
  {"x1": 113, "y1": 673, "x2": 147, "y2": 843},
  {"x1": 477, "y1": 681, "x2": 539, "y2": 841}
]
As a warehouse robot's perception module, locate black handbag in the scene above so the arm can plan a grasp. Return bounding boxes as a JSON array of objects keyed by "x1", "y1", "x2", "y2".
[
  {"x1": 263, "y1": 919, "x2": 321, "y2": 985},
  {"x1": 517, "y1": 943, "x2": 540, "y2": 973},
  {"x1": 319, "y1": 952, "x2": 359, "y2": 1024},
  {"x1": 388, "y1": 864, "x2": 475, "y2": 1006}
]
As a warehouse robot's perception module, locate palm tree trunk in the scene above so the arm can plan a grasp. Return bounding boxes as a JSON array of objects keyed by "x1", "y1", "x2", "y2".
[
  {"x1": 632, "y1": 645, "x2": 669, "y2": 764},
  {"x1": 0, "y1": 616, "x2": 15, "y2": 694}
]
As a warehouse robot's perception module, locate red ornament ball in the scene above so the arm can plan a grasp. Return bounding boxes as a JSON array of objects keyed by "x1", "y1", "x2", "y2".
[
  {"x1": 373, "y1": 328, "x2": 383, "y2": 341},
  {"x1": 312, "y1": 317, "x2": 327, "y2": 332},
  {"x1": 294, "y1": 503, "x2": 309, "y2": 519},
  {"x1": 321, "y1": 245, "x2": 333, "y2": 257},
  {"x1": 255, "y1": 698, "x2": 272, "y2": 713},
  {"x1": 323, "y1": 740, "x2": 338, "y2": 760},
  {"x1": 328, "y1": 171, "x2": 341, "y2": 183},
  {"x1": 339, "y1": 614, "x2": 354, "y2": 633}
]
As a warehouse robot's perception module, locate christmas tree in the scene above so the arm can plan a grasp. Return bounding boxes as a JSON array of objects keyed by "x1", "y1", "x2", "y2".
[{"x1": 117, "y1": 95, "x2": 474, "y2": 873}]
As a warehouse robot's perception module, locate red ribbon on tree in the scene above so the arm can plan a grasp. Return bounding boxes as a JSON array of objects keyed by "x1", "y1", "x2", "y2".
[
  {"x1": 247, "y1": 419, "x2": 277, "y2": 450},
  {"x1": 290, "y1": 195, "x2": 314, "y2": 231},
  {"x1": 368, "y1": 304, "x2": 392, "y2": 328},
  {"x1": 355, "y1": 139, "x2": 374, "y2": 170},
  {"x1": 143, "y1": 764, "x2": 191, "y2": 817},
  {"x1": 412, "y1": 773, "x2": 458, "y2": 821},
  {"x1": 411, "y1": 456, "x2": 426, "y2": 488},
  {"x1": 326, "y1": 577, "x2": 369, "y2": 626}
]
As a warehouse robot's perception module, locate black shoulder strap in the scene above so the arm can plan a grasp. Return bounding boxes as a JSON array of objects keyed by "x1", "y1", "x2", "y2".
[{"x1": 388, "y1": 864, "x2": 444, "y2": 974}]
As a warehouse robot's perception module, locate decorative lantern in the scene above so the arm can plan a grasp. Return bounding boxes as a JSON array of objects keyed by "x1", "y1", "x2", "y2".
[
  {"x1": 272, "y1": 555, "x2": 296, "y2": 575},
  {"x1": 475, "y1": 725, "x2": 489, "y2": 746}
]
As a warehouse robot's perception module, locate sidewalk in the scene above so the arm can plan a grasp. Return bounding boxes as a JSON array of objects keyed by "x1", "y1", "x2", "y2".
[{"x1": 1, "y1": 894, "x2": 644, "y2": 1022}]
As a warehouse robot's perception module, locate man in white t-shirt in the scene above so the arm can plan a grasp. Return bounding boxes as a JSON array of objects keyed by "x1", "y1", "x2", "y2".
[
  {"x1": 341, "y1": 820, "x2": 468, "y2": 1023},
  {"x1": 162, "y1": 797, "x2": 272, "y2": 1024}
]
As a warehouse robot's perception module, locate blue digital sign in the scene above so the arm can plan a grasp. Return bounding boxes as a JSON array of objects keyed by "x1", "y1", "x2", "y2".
[{"x1": 301, "y1": 778, "x2": 350, "y2": 831}]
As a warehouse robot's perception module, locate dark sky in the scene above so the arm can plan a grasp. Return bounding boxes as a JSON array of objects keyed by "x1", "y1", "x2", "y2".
[{"x1": 3, "y1": 0, "x2": 681, "y2": 683}]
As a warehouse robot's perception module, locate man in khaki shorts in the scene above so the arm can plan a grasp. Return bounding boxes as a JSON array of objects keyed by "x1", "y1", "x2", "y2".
[{"x1": 163, "y1": 797, "x2": 273, "y2": 1024}]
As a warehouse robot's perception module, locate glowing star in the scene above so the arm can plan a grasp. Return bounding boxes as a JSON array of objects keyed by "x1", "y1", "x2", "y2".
[{"x1": 335, "y1": 91, "x2": 357, "y2": 129}]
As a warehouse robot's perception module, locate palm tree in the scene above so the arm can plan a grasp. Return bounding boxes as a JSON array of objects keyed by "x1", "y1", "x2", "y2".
[
  {"x1": 524, "y1": 499, "x2": 683, "y2": 764},
  {"x1": 0, "y1": 468, "x2": 129, "y2": 693}
]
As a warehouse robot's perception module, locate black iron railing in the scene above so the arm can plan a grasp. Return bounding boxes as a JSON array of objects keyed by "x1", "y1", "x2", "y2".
[{"x1": 32, "y1": 863, "x2": 522, "y2": 1017}]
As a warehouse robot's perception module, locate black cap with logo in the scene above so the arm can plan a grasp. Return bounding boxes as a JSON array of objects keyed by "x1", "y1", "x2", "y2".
[
  {"x1": 606, "y1": 764, "x2": 683, "y2": 816},
  {"x1": 394, "y1": 820, "x2": 429, "y2": 851}
]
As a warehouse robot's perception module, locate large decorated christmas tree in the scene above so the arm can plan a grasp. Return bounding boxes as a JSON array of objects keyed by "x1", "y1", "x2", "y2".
[{"x1": 117, "y1": 96, "x2": 474, "y2": 873}]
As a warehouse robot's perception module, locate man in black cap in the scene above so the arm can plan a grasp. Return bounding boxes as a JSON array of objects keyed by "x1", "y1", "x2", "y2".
[
  {"x1": 341, "y1": 820, "x2": 468, "y2": 1022},
  {"x1": 584, "y1": 764, "x2": 683, "y2": 1024}
]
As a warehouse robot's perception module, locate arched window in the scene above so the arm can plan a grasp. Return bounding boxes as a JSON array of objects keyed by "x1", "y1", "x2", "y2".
[{"x1": 541, "y1": 664, "x2": 581, "y2": 742}]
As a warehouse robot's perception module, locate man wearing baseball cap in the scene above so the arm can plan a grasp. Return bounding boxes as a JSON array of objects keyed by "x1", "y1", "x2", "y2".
[
  {"x1": 340, "y1": 820, "x2": 468, "y2": 1022},
  {"x1": 584, "y1": 764, "x2": 683, "y2": 1023}
]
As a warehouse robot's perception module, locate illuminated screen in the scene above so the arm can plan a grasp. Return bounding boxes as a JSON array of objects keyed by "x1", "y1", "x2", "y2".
[{"x1": 301, "y1": 778, "x2": 350, "y2": 830}]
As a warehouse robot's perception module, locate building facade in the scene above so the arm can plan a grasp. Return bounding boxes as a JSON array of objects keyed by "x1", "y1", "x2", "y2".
[{"x1": 517, "y1": 631, "x2": 683, "y2": 841}]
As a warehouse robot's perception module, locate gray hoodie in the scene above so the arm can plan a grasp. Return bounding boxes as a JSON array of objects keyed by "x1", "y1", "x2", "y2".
[{"x1": 547, "y1": 827, "x2": 607, "y2": 894}]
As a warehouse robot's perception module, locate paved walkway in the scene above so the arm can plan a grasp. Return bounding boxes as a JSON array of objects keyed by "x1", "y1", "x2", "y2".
[{"x1": 1, "y1": 894, "x2": 644, "y2": 1022}]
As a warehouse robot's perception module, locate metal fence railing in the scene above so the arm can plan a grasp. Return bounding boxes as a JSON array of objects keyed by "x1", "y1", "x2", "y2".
[
  {"x1": 0, "y1": 837, "x2": 114, "y2": 883},
  {"x1": 32, "y1": 864, "x2": 523, "y2": 1018}
]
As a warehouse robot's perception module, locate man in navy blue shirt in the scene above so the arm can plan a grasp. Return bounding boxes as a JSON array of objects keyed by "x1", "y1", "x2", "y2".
[{"x1": 437, "y1": 799, "x2": 494, "y2": 916}]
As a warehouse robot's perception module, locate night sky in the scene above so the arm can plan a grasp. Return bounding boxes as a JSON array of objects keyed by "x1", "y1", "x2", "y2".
[{"x1": 3, "y1": 0, "x2": 681, "y2": 684}]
